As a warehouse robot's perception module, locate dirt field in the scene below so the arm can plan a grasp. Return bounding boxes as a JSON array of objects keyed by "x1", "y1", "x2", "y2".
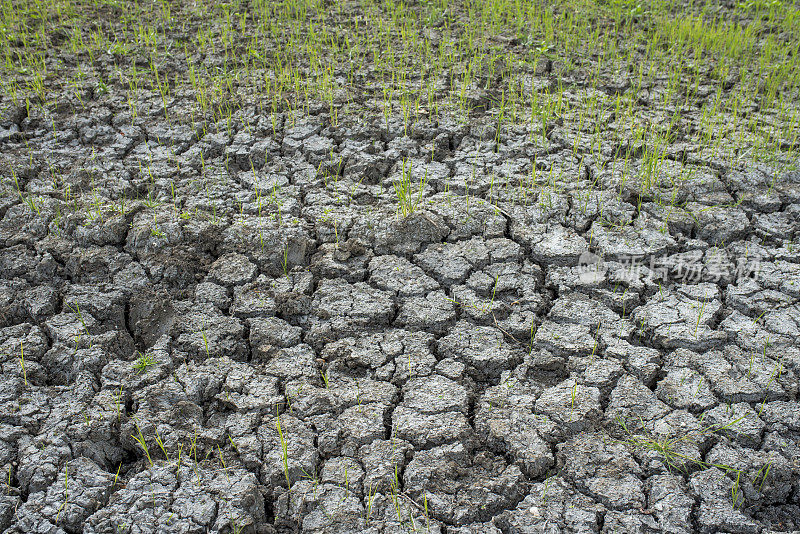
[{"x1": 1, "y1": 0, "x2": 800, "y2": 532}]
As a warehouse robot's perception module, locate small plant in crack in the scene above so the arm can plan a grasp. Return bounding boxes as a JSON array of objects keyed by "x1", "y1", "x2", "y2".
[
  {"x1": 589, "y1": 330, "x2": 600, "y2": 363},
  {"x1": 617, "y1": 416, "x2": 692, "y2": 473},
  {"x1": 616, "y1": 413, "x2": 752, "y2": 506},
  {"x1": 365, "y1": 482, "x2": 377, "y2": 524},
  {"x1": 131, "y1": 417, "x2": 154, "y2": 466},
  {"x1": 527, "y1": 320, "x2": 538, "y2": 354},
  {"x1": 275, "y1": 407, "x2": 291, "y2": 491},
  {"x1": 229, "y1": 518, "x2": 245, "y2": 534},
  {"x1": 153, "y1": 426, "x2": 170, "y2": 461},
  {"x1": 541, "y1": 466, "x2": 564, "y2": 503},
  {"x1": 693, "y1": 296, "x2": 709, "y2": 339},
  {"x1": 389, "y1": 463, "x2": 404, "y2": 524},
  {"x1": 731, "y1": 470, "x2": 743, "y2": 508},
  {"x1": 66, "y1": 301, "x2": 90, "y2": 347},
  {"x1": 112, "y1": 463, "x2": 122, "y2": 490},
  {"x1": 188, "y1": 426, "x2": 201, "y2": 481},
  {"x1": 757, "y1": 348, "x2": 784, "y2": 417},
  {"x1": 150, "y1": 215, "x2": 166, "y2": 239},
  {"x1": 393, "y1": 158, "x2": 428, "y2": 217},
  {"x1": 114, "y1": 385, "x2": 124, "y2": 421},
  {"x1": 690, "y1": 375, "x2": 706, "y2": 403},
  {"x1": 423, "y1": 493, "x2": 431, "y2": 532},
  {"x1": 568, "y1": 380, "x2": 578, "y2": 422},
  {"x1": 285, "y1": 383, "x2": 304, "y2": 414},
  {"x1": 753, "y1": 461, "x2": 773, "y2": 493},
  {"x1": 55, "y1": 460, "x2": 69, "y2": 526},
  {"x1": 217, "y1": 445, "x2": 230, "y2": 482},
  {"x1": 282, "y1": 244, "x2": 290, "y2": 277},
  {"x1": 18, "y1": 341, "x2": 27, "y2": 386},
  {"x1": 175, "y1": 442, "x2": 184, "y2": 478},
  {"x1": 198, "y1": 327, "x2": 211, "y2": 358},
  {"x1": 132, "y1": 351, "x2": 157, "y2": 374}
]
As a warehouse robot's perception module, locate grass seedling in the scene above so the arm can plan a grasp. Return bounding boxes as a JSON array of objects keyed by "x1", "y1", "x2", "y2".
[
  {"x1": 365, "y1": 483, "x2": 377, "y2": 523},
  {"x1": 18, "y1": 342, "x2": 26, "y2": 386},
  {"x1": 389, "y1": 463, "x2": 403, "y2": 524},
  {"x1": 541, "y1": 467, "x2": 565, "y2": 503},
  {"x1": 113, "y1": 385, "x2": 124, "y2": 421},
  {"x1": 132, "y1": 351, "x2": 157, "y2": 374},
  {"x1": 112, "y1": 463, "x2": 122, "y2": 490},
  {"x1": 175, "y1": 442, "x2": 184, "y2": 478},
  {"x1": 616, "y1": 412, "x2": 752, "y2": 505},
  {"x1": 282, "y1": 244, "x2": 290, "y2": 277},
  {"x1": 569, "y1": 380, "x2": 578, "y2": 421},
  {"x1": 131, "y1": 418, "x2": 153, "y2": 466},
  {"x1": 229, "y1": 518, "x2": 245, "y2": 534},
  {"x1": 275, "y1": 407, "x2": 291, "y2": 491},
  {"x1": 153, "y1": 426, "x2": 170, "y2": 461},
  {"x1": 423, "y1": 493, "x2": 430, "y2": 532},
  {"x1": 218, "y1": 445, "x2": 229, "y2": 482},
  {"x1": 731, "y1": 470, "x2": 742, "y2": 509},
  {"x1": 200, "y1": 329, "x2": 211, "y2": 358},
  {"x1": 66, "y1": 301, "x2": 90, "y2": 347},
  {"x1": 589, "y1": 334, "x2": 599, "y2": 363},
  {"x1": 694, "y1": 298, "x2": 709, "y2": 338},
  {"x1": 188, "y1": 426, "x2": 201, "y2": 481},
  {"x1": 55, "y1": 460, "x2": 69, "y2": 526},
  {"x1": 753, "y1": 461, "x2": 772, "y2": 493},
  {"x1": 393, "y1": 159, "x2": 428, "y2": 217}
]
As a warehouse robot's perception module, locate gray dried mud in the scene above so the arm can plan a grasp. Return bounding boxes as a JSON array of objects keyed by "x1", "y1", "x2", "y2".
[{"x1": 2, "y1": 6, "x2": 800, "y2": 534}]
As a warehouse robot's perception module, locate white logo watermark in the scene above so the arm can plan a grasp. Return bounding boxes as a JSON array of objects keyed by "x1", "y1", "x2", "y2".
[{"x1": 577, "y1": 251, "x2": 760, "y2": 284}]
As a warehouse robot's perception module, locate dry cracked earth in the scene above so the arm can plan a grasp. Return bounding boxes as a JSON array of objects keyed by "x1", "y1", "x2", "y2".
[{"x1": 1, "y1": 2, "x2": 800, "y2": 534}]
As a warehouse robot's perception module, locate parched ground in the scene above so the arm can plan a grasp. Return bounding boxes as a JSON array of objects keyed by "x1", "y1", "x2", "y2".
[{"x1": 1, "y1": 0, "x2": 800, "y2": 532}]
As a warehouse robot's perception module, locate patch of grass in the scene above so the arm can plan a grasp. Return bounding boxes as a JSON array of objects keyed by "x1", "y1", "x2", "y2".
[
  {"x1": 18, "y1": 341, "x2": 27, "y2": 386},
  {"x1": 132, "y1": 351, "x2": 157, "y2": 374},
  {"x1": 130, "y1": 418, "x2": 153, "y2": 466},
  {"x1": 275, "y1": 407, "x2": 291, "y2": 490},
  {"x1": 615, "y1": 412, "x2": 754, "y2": 507},
  {"x1": 393, "y1": 159, "x2": 428, "y2": 217},
  {"x1": 1, "y1": 0, "x2": 799, "y2": 232}
]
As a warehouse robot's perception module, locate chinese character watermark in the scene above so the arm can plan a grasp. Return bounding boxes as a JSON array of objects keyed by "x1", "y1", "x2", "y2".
[{"x1": 577, "y1": 251, "x2": 761, "y2": 284}]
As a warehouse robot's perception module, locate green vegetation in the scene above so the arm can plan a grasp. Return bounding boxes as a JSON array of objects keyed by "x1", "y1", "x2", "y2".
[
  {"x1": 132, "y1": 351, "x2": 157, "y2": 374},
  {"x1": 393, "y1": 158, "x2": 428, "y2": 216},
  {"x1": 1, "y1": 0, "x2": 798, "y2": 168},
  {"x1": 0, "y1": 0, "x2": 797, "y2": 230}
]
